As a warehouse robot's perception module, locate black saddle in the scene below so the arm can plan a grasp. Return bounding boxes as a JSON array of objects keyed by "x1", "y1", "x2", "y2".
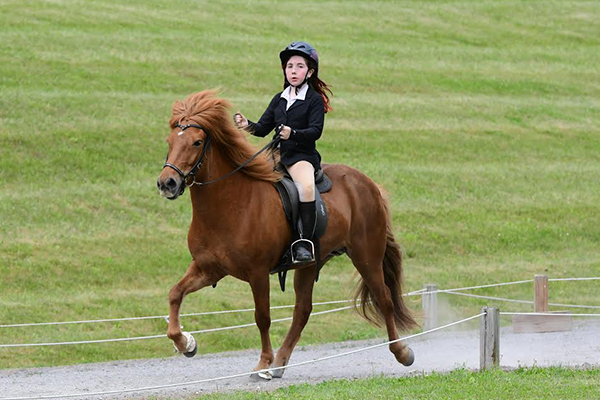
[{"x1": 271, "y1": 166, "x2": 332, "y2": 291}]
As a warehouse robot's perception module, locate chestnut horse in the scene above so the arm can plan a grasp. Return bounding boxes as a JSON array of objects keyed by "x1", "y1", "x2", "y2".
[{"x1": 157, "y1": 90, "x2": 416, "y2": 379}]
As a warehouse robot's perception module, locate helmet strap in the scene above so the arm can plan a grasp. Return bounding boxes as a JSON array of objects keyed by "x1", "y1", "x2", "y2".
[{"x1": 294, "y1": 70, "x2": 313, "y2": 94}]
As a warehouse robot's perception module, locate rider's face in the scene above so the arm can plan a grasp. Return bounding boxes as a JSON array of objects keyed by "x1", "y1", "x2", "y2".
[{"x1": 285, "y1": 56, "x2": 313, "y2": 87}]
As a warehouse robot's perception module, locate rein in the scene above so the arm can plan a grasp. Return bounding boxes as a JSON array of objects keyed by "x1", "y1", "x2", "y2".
[{"x1": 163, "y1": 123, "x2": 281, "y2": 191}]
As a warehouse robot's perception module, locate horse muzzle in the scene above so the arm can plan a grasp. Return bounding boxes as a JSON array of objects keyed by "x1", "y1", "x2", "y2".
[{"x1": 157, "y1": 175, "x2": 185, "y2": 200}]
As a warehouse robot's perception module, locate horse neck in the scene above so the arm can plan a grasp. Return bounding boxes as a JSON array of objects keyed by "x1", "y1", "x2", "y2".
[{"x1": 189, "y1": 144, "x2": 259, "y2": 211}]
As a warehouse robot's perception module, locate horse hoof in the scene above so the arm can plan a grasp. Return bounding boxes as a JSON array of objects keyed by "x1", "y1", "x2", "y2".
[
  {"x1": 184, "y1": 344, "x2": 198, "y2": 358},
  {"x1": 177, "y1": 332, "x2": 197, "y2": 358},
  {"x1": 250, "y1": 371, "x2": 272, "y2": 381},
  {"x1": 402, "y1": 347, "x2": 415, "y2": 367},
  {"x1": 271, "y1": 367, "x2": 285, "y2": 379}
]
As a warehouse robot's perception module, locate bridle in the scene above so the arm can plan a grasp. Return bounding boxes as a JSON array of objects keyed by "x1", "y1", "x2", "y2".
[
  {"x1": 162, "y1": 123, "x2": 213, "y2": 194},
  {"x1": 162, "y1": 122, "x2": 280, "y2": 196}
]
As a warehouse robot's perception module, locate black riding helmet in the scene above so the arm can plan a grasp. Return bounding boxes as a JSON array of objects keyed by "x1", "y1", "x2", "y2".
[
  {"x1": 279, "y1": 41, "x2": 319, "y2": 71},
  {"x1": 279, "y1": 42, "x2": 319, "y2": 90}
]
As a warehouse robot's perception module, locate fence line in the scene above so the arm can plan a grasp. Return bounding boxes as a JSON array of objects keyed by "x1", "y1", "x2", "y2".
[
  {"x1": 0, "y1": 305, "x2": 353, "y2": 349},
  {"x1": 436, "y1": 279, "x2": 534, "y2": 293},
  {"x1": 441, "y1": 291, "x2": 600, "y2": 310},
  {"x1": 0, "y1": 300, "x2": 353, "y2": 329},
  {"x1": 548, "y1": 277, "x2": 600, "y2": 282},
  {"x1": 2, "y1": 276, "x2": 597, "y2": 348},
  {"x1": 3, "y1": 277, "x2": 597, "y2": 329},
  {"x1": 0, "y1": 313, "x2": 485, "y2": 400},
  {"x1": 500, "y1": 312, "x2": 600, "y2": 317},
  {"x1": 404, "y1": 288, "x2": 427, "y2": 296},
  {"x1": 547, "y1": 302, "x2": 600, "y2": 310},
  {"x1": 2, "y1": 275, "x2": 598, "y2": 398},
  {"x1": 441, "y1": 291, "x2": 534, "y2": 304}
]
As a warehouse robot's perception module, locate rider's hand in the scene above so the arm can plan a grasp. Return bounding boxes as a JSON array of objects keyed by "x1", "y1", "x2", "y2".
[
  {"x1": 234, "y1": 112, "x2": 248, "y2": 129},
  {"x1": 279, "y1": 125, "x2": 292, "y2": 140}
]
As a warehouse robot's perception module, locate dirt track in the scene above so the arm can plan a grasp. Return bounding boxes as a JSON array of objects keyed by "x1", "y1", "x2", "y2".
[{"x1": 2, "y1": 319, "x2": 599, "y2": 400}]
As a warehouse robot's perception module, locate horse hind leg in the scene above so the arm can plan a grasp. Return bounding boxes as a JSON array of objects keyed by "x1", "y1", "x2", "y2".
[
  {"x1": 349, "y1": 238, "x2": 416, "y2": 367},
  {"x1": 167, "y1": 260, "x2": 225, "y2": 356}
]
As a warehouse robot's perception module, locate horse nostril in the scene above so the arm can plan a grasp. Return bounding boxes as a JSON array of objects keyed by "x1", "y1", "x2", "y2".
[
  {"x1": 157, "y1": 180, "x2": 162, "y2": 190},
  {"x1": 166, "y1": 178, "x2": 177, "y2": 190}
]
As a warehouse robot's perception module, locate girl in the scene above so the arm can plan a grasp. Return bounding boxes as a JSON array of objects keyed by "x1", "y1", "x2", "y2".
[{"x1": 234, "y1": 41, "x2": 332, "y2": 263}]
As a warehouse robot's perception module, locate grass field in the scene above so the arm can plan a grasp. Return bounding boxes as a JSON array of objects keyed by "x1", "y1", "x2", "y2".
[
  {"x1": 184, "y1": 367, "x2": 600, "y2": 400},
  {"x1": 1, "y1": 0, "x2": 600, "y2": 372}
]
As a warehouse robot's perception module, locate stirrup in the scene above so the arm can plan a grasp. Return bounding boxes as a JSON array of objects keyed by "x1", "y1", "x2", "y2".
[{"x1": 291, "y1": 238, "x2": 315, "y2": 264}]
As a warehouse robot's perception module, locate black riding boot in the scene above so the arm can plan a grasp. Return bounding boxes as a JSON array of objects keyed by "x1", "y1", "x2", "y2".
[{"x1": 294, "y1": 200, "x2": 316, "y2": 263}]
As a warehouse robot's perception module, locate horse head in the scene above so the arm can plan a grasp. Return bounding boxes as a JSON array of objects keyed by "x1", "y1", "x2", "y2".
[
  {"x1": 157, "y1": 121, "x2": 211, "y2": 200},
  {"x1": 157, "y1": 91, "x2": 281, "y2": 200}
]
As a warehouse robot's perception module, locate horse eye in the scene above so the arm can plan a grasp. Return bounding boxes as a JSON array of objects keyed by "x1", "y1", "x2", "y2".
[{"x1": 193, "y1": 140, "x2": 202, "y2": 147}]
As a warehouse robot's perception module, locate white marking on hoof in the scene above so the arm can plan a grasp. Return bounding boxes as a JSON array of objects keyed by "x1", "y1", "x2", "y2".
[
  {"x1": 173, "y1": 332, "x2": 197, "y2": 355},
  {"x1": 258, "y1": 371, "x2": 272, "y2": 380},
  {"x1": 183, "y1": 332, "x2": 196, "y2": 353},
  {"x1": 250, "y1": 370, "x2": 272, "y2": 381}
]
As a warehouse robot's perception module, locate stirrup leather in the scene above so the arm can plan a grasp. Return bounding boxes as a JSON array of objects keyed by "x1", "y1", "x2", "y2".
[{"x1": 291, "y1": 238, "x2": 315, "y2": 264}]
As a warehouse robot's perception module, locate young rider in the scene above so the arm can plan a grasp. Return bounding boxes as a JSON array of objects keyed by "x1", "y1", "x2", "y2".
[{"x1": 234, "y1": 41, "x2": 332, "y2": 263}]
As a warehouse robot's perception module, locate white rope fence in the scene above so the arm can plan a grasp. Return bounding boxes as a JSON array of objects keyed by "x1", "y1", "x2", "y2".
[
  {"x1": 0, "y1": 305, "x2": 353, "y2": 349},
  {"x1": 500, "y1": 312, "x2": 600, "y2": 317},
  {"x1": 0, "y1": 299, "x2": 354, "y2": 329},
  {"x1": 440, "y1": 291, "x2": 534, "y2": 304},
  {"x1": 548, "y1": 277, "x2": 600, "y2": 282},
  {"x1": 441, "y1": 291, "x2": 600, "y2": 310},
  {"x1": 0, "y1": 313, "x2": 485, "y2": 400},
  {"x1": 426, "y1": 276, "x2": 600, "y2": 311},
  {"x1": 1, "y1": 277, "x2": 597, "y2": 348},
  {"x1": 3, "y1": 277, "x2": 597, "y2": 330},
  {"x1": 547, "y1": 302, "x2": 600, "y2": 310},
  {"x1": 436, "y1": 279, "x2": 534, "y2": 293},
  {"x1": 1, "y1": 276, "x2": 598, "y2": 398}
]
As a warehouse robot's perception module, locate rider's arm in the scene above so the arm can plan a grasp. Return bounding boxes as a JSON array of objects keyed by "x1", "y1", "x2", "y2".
[
  {"x1": 247, "y1": 94, "x2": 280, "y2": 138},
  {"x1": 290, "y1": 95, "x2": 324, "y2": 142}
]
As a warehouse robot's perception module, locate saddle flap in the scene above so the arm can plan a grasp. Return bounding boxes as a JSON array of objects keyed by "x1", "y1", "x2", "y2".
[
  {"x1": 274, "y1": 178, "x2": 299, "y2": 225},
  {"x1": 273, "y1": 176, "x2": 328, "y2": 240}
]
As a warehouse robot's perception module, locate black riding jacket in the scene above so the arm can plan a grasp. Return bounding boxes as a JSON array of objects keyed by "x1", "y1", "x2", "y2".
[{"x1": 247, "y1": 86, "x2": 324, "y2": 170}]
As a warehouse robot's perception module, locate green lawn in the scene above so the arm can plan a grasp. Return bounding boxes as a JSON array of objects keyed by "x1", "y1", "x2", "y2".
[
  {"x1": 1, "y1": 0, "x2": 599, "y2": 370},
  {"x1": 184, "y1": 368, "x2": 600, "y2": 400}
]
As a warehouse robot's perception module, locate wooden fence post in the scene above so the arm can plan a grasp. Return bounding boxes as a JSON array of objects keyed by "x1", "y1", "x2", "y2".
[
  {"x1": 534, "y1": 275, "x2": 549, "y2": 312},
  {"x1": 480, "y1": 306, "x2": 499, "y2": 370},
  {"x1": 422, "y1": 284, "x2": 438, "y2": 331},
  {"x1": 513, "y1": 274, "x2": 572, "y2": 333}
]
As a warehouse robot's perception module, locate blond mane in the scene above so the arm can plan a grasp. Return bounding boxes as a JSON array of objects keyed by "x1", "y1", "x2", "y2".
[{"x1": 170, "y1": 90, "x2": 281, "y2": 183}]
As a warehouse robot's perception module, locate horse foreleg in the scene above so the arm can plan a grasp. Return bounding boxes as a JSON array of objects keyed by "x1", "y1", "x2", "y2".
[
  {"x1": 248, "y1": 273, "x2": 274, "y2": 380},
  {"x1": 167, "y1": 260, "x2": 225, "y2": 355},
  {"x1": 271, "y1": 267, "x2": 316, "y2": 378}
]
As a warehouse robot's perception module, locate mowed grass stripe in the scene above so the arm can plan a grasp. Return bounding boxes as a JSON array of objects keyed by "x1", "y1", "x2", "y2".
[{"x1": 192, "y1": 367, "x2": 600, "y2": 400}]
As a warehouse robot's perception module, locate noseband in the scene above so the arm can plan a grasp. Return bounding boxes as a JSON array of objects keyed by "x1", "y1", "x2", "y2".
[{"x1": 163, "y1": 123, "x2": 212, "y2": 194}]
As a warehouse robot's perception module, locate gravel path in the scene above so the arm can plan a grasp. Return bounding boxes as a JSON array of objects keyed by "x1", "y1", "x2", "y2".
[{"x1": 2, "y1": 319, "x2": 599, "y2": 400}]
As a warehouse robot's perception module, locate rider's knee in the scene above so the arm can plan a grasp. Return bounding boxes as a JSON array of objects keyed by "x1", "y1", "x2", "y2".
[
  {"x1": 295, "y1": 181, "x2": 315, "y2": 202},
  {"x1": 303, "y1": 183, "x2": 315, "y2": 201}
]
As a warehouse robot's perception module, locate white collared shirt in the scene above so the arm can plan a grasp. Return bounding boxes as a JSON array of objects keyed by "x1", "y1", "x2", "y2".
[{"x1": 280, "y1": 84, "x2": 309, "y2": 111}]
